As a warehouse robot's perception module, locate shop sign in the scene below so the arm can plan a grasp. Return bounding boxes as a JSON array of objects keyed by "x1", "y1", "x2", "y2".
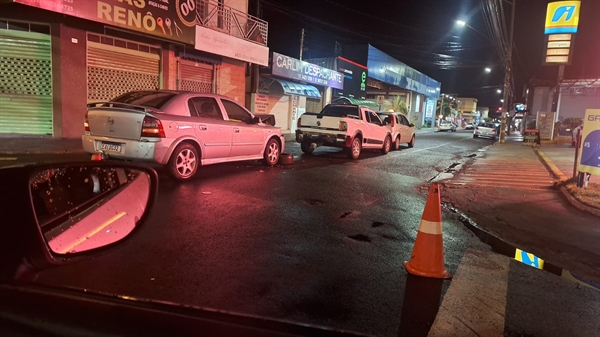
[
  {"x1": 333, "y1": 56, "x2": 367, "y2": 99},
  {"x1": 13, "y1": 0, "x2": 197, "y2": 44},
  {"x1": 272, "y1": 52, "x2": 344, "y2": 90},
  {"x1": 578, "y1": 109, "x2": 600, "y2": 176},
  {"x1": 195, "y1": 25, "x2": 269, "y2": 66},
  {"x1": 425, "y1": 99, "x2": 434, "y2": 118},
  {"x1": 545, "y1": 1, "x2": 581, "y2": 34},
  {"x1": 254, "y1": 89, "x2": 269, "y2": 115}
]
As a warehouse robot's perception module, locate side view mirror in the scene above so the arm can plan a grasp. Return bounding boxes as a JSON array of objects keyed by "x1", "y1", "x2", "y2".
[
  {"x1": 409, "y1": 123, "x2": 415, "y2": 127},
  {"x1": 29, "y1": 164, "x2": 157, "y2": 255},
  {"x1": 250, "y1": 116, "x2": 261, "y2": 124}
]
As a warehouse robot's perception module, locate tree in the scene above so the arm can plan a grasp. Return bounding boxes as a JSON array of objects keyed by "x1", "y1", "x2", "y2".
[
  {"x1": 436, "y1": 99, "x2": 457, "y2": 118},
  {"x1": 382, "y1": 96, "x2": 408, "y2": 114}
]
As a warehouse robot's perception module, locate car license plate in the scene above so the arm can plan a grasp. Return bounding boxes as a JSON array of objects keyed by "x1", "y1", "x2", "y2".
[{"x1": 99, "y1": 142, "x2": 122, "y2": 153}]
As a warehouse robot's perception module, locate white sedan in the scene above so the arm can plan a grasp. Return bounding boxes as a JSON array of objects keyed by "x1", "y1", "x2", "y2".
[
  {"x1": 82, "y1": 91, "x2": 284, "y2": 181},
  {"x1": 436, "y1": 121, "x2": 457, "y2": 132}
]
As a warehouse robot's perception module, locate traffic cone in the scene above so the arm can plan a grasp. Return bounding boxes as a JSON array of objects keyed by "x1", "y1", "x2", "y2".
[{"x1": 403, "y1": 183, "x2": 451, "y2": 279}]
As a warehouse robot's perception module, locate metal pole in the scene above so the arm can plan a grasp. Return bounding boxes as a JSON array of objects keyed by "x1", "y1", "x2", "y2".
[
  {"x1": 500, "y1": 0, "x2": 516, "y2": 143},
  {"x1": 299, "y1": 28, "x2": 305, "y2": 60}
]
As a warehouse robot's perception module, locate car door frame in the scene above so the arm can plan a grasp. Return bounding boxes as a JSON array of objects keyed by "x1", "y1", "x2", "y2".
[
  {"x1": 364, "y1": 110, "x2": 386, "y2": 148},
  {"x1": 187, "y1": 96, "x2": 233, "y2": 160},
  {"x1": 218, "y1": 98, "x2": 265, "y2": 158}
]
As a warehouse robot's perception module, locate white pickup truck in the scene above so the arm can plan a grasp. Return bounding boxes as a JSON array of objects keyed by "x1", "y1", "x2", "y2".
[{"x1": 295, "y1": 104, "x2": 392, "y2": 159}]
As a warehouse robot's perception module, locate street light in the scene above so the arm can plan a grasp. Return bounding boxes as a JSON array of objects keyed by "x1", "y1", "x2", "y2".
[
  {"x1": 485, "y1": 67, "x2": 492, "y2": 73},
  {"x1": 455, "y1": 19, "x2": 492, "y2": 42},
  {"x1": 497, "y1": 89, "x2": 502, "y2": 94},
  {"x1": 456, "y1": 20, "x2": 466, "y2": 27},
  {"x1": 500, "y1": 99, "x2": 504, "y2": 103}
]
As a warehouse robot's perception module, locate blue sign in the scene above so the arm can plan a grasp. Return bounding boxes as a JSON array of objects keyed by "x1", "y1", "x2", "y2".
[
  {"x1": 271, "y1": 52, "x2": 344, "y2": 90},
  {"x1": 366, "y1": 45, "x2": 441, "y2": 99}
]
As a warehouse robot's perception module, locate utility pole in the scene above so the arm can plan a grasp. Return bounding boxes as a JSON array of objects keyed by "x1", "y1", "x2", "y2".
[
  {"x1": 500, "y1": 0, "x2": 516, "y2": 143},
  {"x1": 299, "y1": 28, "x2": 305, "y2": 60}
]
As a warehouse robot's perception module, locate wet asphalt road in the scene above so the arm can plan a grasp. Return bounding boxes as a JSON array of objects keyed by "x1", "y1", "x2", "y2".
[{"x1": 25, "y1": 129, "x2": 502, "y2": 336}]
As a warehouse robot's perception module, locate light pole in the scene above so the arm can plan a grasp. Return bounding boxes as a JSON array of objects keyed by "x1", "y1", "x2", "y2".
[{"x1": 500, "y1": 0, "x2": 516, "y2": 143}]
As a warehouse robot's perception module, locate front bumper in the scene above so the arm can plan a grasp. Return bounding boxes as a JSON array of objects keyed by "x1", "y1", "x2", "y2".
[
  {"x1": 295, "y1": 130, "x2": 349, "y2": 147},
  {"x1": 82, "y1": 135, "x2": 165, "y2": 163}
]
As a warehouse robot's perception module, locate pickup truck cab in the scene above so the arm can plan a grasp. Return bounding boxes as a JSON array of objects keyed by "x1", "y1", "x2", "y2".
[{"x1": 295, "y1": 104, "x2": 392, "y2": 159}]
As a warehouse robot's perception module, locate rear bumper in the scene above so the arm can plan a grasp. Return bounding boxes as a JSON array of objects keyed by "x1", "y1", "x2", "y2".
[
  {"x1": 295, "y1": 130, "x2": 349, "y2": 147},
  {"x1": 82, "y1": 135, "x2": 168, "y2": 163},
  {"x1": 473, "y1": 131, "x2": 498, "y2": 139}
]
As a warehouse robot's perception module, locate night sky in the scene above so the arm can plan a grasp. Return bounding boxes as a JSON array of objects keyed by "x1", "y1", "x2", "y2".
[{"x1": 257, "y1": 0, "x2": 600, "y2": 108}]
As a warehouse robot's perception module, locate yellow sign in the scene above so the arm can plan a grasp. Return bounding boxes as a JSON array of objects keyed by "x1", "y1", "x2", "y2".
[
  {"x1": 578, "y1": 109, "x2": 600, "y2": 176},
  {"x1": 547, "y1": 48, "x2": 570, "y2": 56},
  {"x1": 548, "y1": 41, "x2": 571, "y2": 48},
  {"x1": 545, "y1": 56, "x2": 569, "y2": 63},
  {"x1": 545, "y1": 1, "x2": 581, "y2": 34},
  {"x1": 548, "y1": 34, "x2": 572, "y2": 41},
  {"x1": 515, "y1": 249, "x2": 544, "y2": 269}
]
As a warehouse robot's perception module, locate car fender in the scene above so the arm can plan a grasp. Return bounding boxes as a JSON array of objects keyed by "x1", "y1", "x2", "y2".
[{"x1": 159, "y1": 135, "x2": 204, "y2": 165}]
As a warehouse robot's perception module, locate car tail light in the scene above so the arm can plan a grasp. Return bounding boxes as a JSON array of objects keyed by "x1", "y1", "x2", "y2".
[
  {"x1": 84, "y1": 112, "x2": 90, "y2": 132},
  {"x1": 339, "y1": 121, "x2": 348, "y2": 131},
  {"x1": 475, "y1": 127, "x2": 479, "y2": 130},
  {"x1": 141, "y1": 116, "x2": 166, "y2": 138},
  {"x1": 491, "y1": 129, "x2": 496, "y2": 133},
  {"x1": 297, "y1": 117, "x2": 302, "y2": 128}
]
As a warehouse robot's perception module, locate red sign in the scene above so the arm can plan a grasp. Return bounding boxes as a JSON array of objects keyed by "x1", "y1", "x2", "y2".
[{"x1": 14, "y1": 0, "x2": 196, "y2": 44}]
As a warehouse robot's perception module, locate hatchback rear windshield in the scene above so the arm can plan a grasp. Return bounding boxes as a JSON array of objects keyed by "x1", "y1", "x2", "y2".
[
  {"x1": 111, "y1": 91, "x2": 177, "y2": 109},
  {"x1": 480, "y1": 123, "x2": 497, "y2": 128},
  {"x1": 320, "y1": 105, "x2": 360, "y2": 118}
]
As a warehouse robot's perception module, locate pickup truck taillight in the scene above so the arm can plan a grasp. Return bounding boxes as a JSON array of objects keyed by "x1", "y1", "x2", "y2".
[
  {"x1": 84, "y1": 112, "x2": 90, "y2": 132},
  {"x1": 297, "y1": 117, "x2": 302, "y2": 129},
  {"x1": 475, "y1": 127, "x2": 479, "y2": 130},
  {"x1": 339, "y1": 121, "x2": 348, "y2": 131},
  {"x1": 491, "y1": 129, "x2": 496, "y2": 133},
  {"x1": 141, "y1": 116, "x2": 166, "y2": 138}
]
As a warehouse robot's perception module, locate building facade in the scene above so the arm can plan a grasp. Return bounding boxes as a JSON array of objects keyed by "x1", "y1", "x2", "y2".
[{"x1": 0, "y1": 0, "x2": 268, "y2": 138}]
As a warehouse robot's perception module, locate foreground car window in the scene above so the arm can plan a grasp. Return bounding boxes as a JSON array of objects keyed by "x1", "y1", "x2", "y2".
[
  {"x1": 111, "y1": 91, "x2": 177, "y2": 109},
  {"x1": 221, "y1": 100, "x2": 252, "y2": 123},
  {"x1": 188, "y1": 97, "x2": 224, "y2": 120}
]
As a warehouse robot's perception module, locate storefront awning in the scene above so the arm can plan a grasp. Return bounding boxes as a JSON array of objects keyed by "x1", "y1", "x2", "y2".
[
  {"x1": 332, "y1": 97, "x2": 379, "y2": 109},
  {"x1": 271, "y1": 78, "x2": 321, "y2": 98}
]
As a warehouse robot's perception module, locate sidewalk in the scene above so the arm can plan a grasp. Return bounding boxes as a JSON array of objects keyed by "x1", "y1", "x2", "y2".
[
  {"x1": 537, "y1": 143, "x2": 600, "y2": 184},
  {"x1": 442, "y1": 131, "x2": 600, "y2": 284}
]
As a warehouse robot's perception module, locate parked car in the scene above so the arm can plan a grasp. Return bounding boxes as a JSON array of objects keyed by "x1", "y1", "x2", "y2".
[
  {"x1": 473, "y1": 122, "x2": 500, "y2": 139},
  {"x1": 82, "y1": 91, "x2": 284, "y2": 181},
  {"x1": 436, "y1": 120, "x2": 456, "y2": 132},
  {"x1": 296, "y1": 104, "x2": 392, "y2": 159},
  {"x1": 465, "y1": 122, "x2": 475, "y2": 130},
  {"x1": 377, "y1": 112, "x2": 416, "y2": 149}
]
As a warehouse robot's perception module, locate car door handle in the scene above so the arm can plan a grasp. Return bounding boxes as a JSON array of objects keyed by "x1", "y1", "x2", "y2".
[
  {"x1": 199, "y1": 125, "x2": 207, "y2": 131},
  {"x1": 233, "y1": 128, "x2": 240, "y2": 133}
]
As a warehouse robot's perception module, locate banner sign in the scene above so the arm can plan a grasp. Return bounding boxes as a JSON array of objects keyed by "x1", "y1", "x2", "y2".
[
  {"x1": 195, "y1": 25, "x2": 269, "y2": 66},
  {"x1": 523, "y1": 129, "x2": 540, "y2": 146},
  {"x1": 425, "y1": 99, "x2": 435, "y2": 118},
  {"x1": 333, "y1": 56, "x2": 367, "y2": 99},
  {"x1": 14, "y1": 0, "x2": 197, "y2": 44},
  {"x1": 271, "y1": 52, "x2": 344, "y2": 90},
  {"x1": 578, "y1": 109, "x2": 600, "y2": 176}
]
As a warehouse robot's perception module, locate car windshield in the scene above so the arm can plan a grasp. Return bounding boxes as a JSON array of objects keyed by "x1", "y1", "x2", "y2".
[
  {"x1": 2, "y1": 1, "x2": 599, "y2": 337},
  {"x1": 111, "y1": 91, "x2": 177, "y2": 109}
]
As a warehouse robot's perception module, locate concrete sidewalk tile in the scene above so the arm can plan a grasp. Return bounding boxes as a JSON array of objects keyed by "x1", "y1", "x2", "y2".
[{"x1": 535, "y1": 148, "x2": 568, "y2": 181}]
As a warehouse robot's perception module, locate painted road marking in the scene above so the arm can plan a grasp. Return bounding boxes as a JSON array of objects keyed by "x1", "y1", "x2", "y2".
[{"x1": 428, "y1": 248, "x2": 510, "y2": 337}]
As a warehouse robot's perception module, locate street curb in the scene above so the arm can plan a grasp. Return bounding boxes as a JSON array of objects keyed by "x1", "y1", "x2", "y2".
[
  {"x1": 0, "y1": 150, "x2": 87, "y2": 155},
  {"x1": 534, "y1": 148, "x2": 600, "y2": 217}
]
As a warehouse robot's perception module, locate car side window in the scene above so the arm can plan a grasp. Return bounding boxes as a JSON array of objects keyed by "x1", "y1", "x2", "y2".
[
  {"x1": 368, "y1": 111, "x2": 382, "y2": 126},
  {"x1": 188, "y1": 97, "x2": 223, "y2": 120},
  {"x1": 400, "y1": 115, "x2": 410, "y2": 126},
  {"x1": 221, "y1": 99, "x2": 252, "y2": 123}
]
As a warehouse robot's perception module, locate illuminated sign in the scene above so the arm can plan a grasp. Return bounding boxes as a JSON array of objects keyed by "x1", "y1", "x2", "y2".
[
  {"x1": 271, "y1": 52, "x2": 344, "y2": 89},
  {"x1": 333, "y1": 56, "x2": 368, "y2": 99},
  {"x1": 13, "y1": 0, "x2": 196, "y2": 44},
  {"x1": 546, "y1": 48, "x2": 570, "y2": 56},
  {"x1": 548, "y1": 34, "x2": 572, "y2": 41},
  {"x1": 545, "y1": 1, "x2": 581, "y2": 34},
  {"x1": 546, "y1": 56, "x2": 569, "y2": 63},
  {"x1": 548, "y1": 41, "x2": 571, "y2": 48}
]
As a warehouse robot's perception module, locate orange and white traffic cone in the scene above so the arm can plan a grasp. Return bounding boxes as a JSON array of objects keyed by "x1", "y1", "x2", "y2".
[{"x1": 403, "y1": 183, "x2": 451, "y2": 279}]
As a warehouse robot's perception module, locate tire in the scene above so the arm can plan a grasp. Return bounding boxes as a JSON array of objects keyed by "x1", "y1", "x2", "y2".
[
  {"x1": 300, "y1": 141, "x2": 314, "y2": 155},
  {"x1": 345, "y1": 137, "x2": 362, "y2": 160},
  {"x1": 473, "y1": 134, "x2": 479, "y2": 138},
  {"x1": 381, "y1": 136, "x2": 391, "y2": 154},
  {"x1": 168, "y1": 143, "x2": 199, "y2": 182},
  {"x1": 408, "y1": 135, "x2": 415, "y2": 148},
  {"x1": 263, "y1": 138, "x2": 280, "y2": 166},
  {"x1": 392, "y1": 136, "x2": 401, "y2": 150}
]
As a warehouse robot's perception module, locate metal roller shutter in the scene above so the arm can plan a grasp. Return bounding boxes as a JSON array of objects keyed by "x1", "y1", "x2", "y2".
[
  {"x1": 179, "y1": 59, "x2": 214, "y2": 93},
  {"x1": 306, "y1": 98, "x2": 322, "y2": 113},
  {"x1": 87, "y1": 40, "x2": 160, "y2": 102},
  {"x1": 0, "y1": 29, "x2": 53, "y2": 135},
  {"x1": 269, "y1": 95, "x2": 290, "y2": 132}
]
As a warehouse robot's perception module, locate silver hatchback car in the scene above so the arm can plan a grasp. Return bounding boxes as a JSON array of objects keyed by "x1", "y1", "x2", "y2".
[{"x1": 82, "y1": 91, "x2": 284, "y2": 181}]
